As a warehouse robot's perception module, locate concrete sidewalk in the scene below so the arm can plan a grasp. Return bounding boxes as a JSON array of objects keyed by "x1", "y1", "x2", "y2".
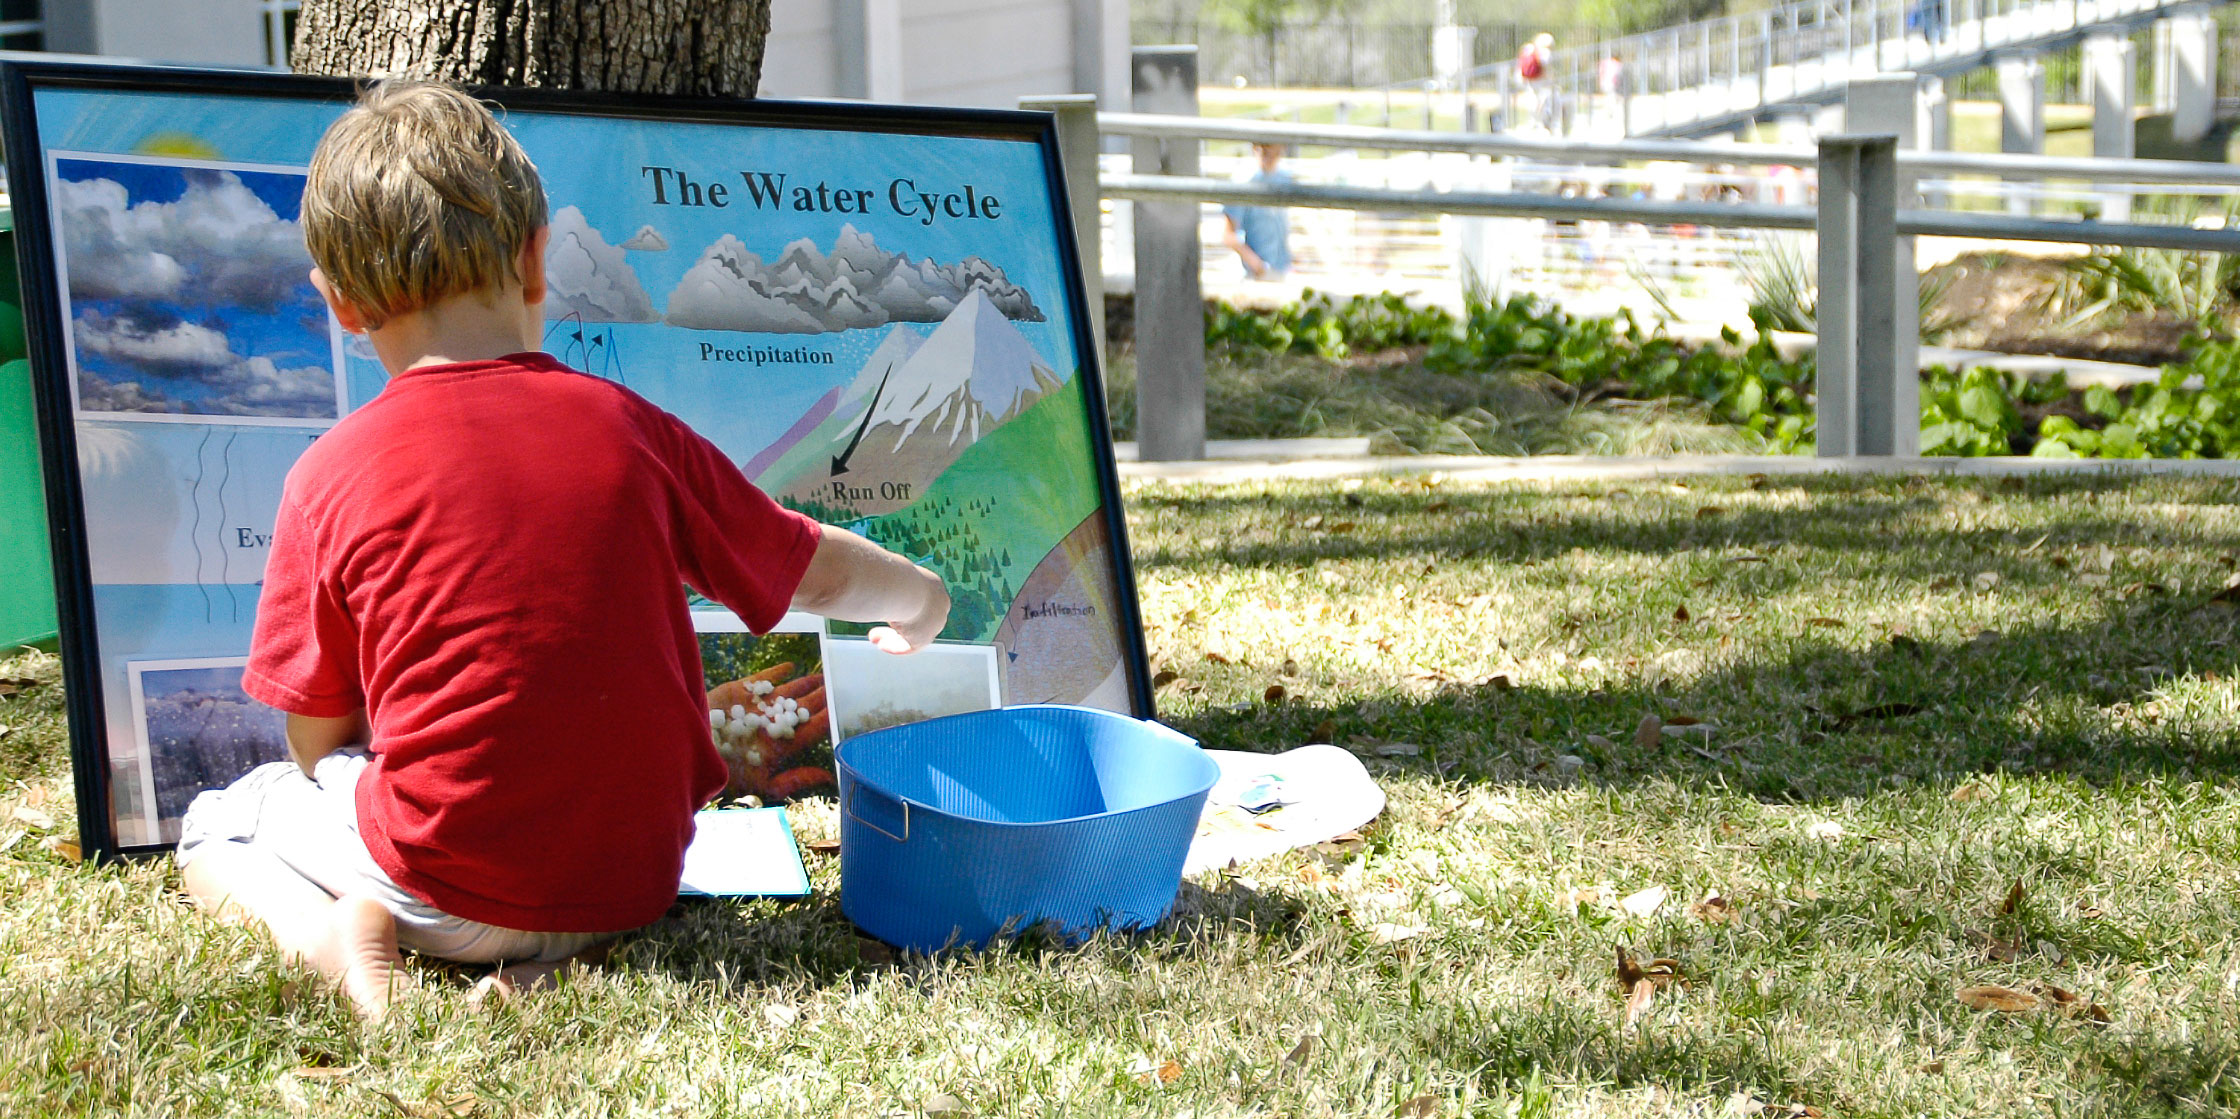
[{"x1": 1117, "y1": 449, "x2": 2240, "y2": 485}]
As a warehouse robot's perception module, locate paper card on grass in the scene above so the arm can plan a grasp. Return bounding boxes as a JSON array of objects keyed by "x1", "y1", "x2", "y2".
[
  {"x1": 1183, "y1": 744, "x2": 1387, "y2": 875},
  {"x1": 678, "y1": 807, "x2": 811, "y2": 898}
]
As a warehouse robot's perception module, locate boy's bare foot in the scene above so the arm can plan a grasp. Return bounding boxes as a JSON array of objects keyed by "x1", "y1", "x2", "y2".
[
  {"x1": 467, "y1": 941, "x2": 613, "y2": 1007},
  {"x1": 320, "y1": 895, "x2": 412, "y2": 1020}
]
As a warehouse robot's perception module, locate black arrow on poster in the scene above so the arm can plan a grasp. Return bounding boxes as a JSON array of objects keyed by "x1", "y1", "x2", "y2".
[{"x1": 831, "y1": 365, "x2": 894, "y2": 477}]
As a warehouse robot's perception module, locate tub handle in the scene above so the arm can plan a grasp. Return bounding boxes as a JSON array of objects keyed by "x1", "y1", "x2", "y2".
[{"x1": 847, "y1": 782, "x2": 911, "y2": 843}]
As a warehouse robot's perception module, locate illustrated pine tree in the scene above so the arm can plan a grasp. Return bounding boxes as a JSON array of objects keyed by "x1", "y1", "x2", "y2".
[{"x1": 290, "y1": 0, "x2": 772, "y2": 97}]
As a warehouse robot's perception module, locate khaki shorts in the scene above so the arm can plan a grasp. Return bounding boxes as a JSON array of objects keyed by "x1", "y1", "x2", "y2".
[{"x1": 175, "y1": 751, "x2": 609, "y2": 964}]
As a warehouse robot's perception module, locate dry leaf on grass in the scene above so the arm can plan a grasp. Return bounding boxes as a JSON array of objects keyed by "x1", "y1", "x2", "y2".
[
  {"x1": 1949, "y1": 783, "x2": 1983, "y2": 802},
  {"x1": 40, "y1": 836, "x2": 80, "y2": 863},
  {"x1": 1957, "y1": 985, "x2": 2040, "y2": 1013},
  {"x1": 0, "y1": 724, "x2": 12, "y2": 742},
  {"x1": 1151, "y1": 670, "x2": 1180, "y2": 689},
  {"x1": 0, "y1": 677, "x2": 40, "y2": 697},
  {"x1": 1673, "y1": 605, "x2": 1691, "y2": 623},
  {"x1": 2033, "y1": 983, "x2": 2113, "y2": 1024},
  {"x1": 1263, "y1": 684, "x2": 1287, "y2": 704},
  {"x1": 1127, "y1": 1056, "x2": 1183, "y2": 1086},
  {"x1": 1396, "y1": 1095, "x2": 1440, "y2": 1118},
  {"x1": 1805, "y1": 617, "x2": 1847, "y2": 628},
  {"x1": 1615, "y1": 947, "x2": 1682, "y2": 988},
  {"x1": 803, "y1": 839, "x2": 839, "y2": 858},
  {"x1": 2211, "y1": 572, "x2": 2240, "y2": 605},
  {"x1": 1689, "y1": 891, "x2": 1738, "y2": 924},
  {"x1": 1375, "y1": 743, "x2": 1421, "y2": 758},
  {"x1": 1310, "y1": 718, "x2": 1337, "y2": 743},
  {"x1": 1620, "y1": 885, "x2": 1669, "y2": 919},
  {"x1": 1283, "y1": 1033, "x2": 1317, "y2": 1065},
  {"x1": 1804, "y1": 820, "x2": 1846, "y2": 841},
  {"x1": 855, "y1": 938, "x2": 896, "y2": 966},
  {"x1": 923, "y1": 1091, "x2": 970, "y2": 1114},
  {"x1": 1623, "y1": 978, "x2": 1656, "y2": 1029},
  {"x1": 10, "y1": 805, "x2": 53, "y2": 830},
  {"x1": 1584, "y1": 734, "x2": 1615, "y2": 751},
  {"x1": 1633, "y1": 714, "x2": 1664, "y2": 751},
  {"x1": 2000, "y1": 878, "x2": 2026, "y2": 916},
  {"x1": 1966, "y1": 928, "x2": 2021, "y2": 963}
]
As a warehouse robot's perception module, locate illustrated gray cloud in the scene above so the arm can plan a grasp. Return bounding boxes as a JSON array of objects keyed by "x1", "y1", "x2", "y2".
[
  {"x1": 544, "y1": 205, "x2": 658, "y2": 323},
  {"x1": 74, "y1": 308, "x2": 336, "y2": 419},
  {"x1": 664, "y1": 224, "x2": 1043, "y2": 334},
  {"x1": 55, "y1": 169, "x2": 315, "y2": 312},
  {"x1": 73, "y1": 310, "x2": 234, "y2": 375},
  {"x1": 619, "y1": 225, "x2": 669, "y2": 251}
]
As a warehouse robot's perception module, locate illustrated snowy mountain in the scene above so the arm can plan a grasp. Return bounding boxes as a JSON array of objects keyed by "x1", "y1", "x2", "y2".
[
  {"x1": 861, "y1": 288, "x2": 1061, "y2": 449},
  {"x1": 667, "y1": 224, "x2": 1043, "y2": 334},
  {"x1": 758, "y1": 289, "x2": 1070, "y2": 516}
]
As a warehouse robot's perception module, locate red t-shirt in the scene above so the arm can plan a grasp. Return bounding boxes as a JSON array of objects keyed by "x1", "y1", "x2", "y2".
[{"x1": 243, "y1": 352, "x2": 820, "y2": 933}]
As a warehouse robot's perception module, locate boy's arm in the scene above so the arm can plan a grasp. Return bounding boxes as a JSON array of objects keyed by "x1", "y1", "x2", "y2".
[
  {"x1": 286, "y1": 709, "x2": 369, "y2": 779},
  {"x1": 791, "y1": 524, "x2": 951, "y2": 654}
]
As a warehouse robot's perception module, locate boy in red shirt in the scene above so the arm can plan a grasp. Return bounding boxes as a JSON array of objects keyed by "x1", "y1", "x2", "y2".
[{"x1": 175, "y1": 81, "x2": 950, "y2": 1019}]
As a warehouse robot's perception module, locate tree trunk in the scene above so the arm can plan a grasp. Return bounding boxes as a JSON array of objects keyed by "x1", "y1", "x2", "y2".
[{"x1": 291, "y1": 0, "x2": 772, "y2": 98}]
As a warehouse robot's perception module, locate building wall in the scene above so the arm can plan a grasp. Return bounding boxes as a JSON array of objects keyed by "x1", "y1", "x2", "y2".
[
  {"x1": 55, "y1": 0, "x2": 1124, "y2": 109},
  {"x1": 87, "y1": 0, "x2": 267, "y2": 67},
  {"x1": 761, "y1": 1, "x2": 839, "y2": 100}
]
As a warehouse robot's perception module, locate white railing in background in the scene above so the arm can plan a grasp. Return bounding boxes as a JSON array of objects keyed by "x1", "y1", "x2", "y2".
[
  {"x1": 1036, "y1": 87, "x2": 2240, "y2": 462},
  {"x1": 1466, "y1": 0, "x2": 2190, "y2": 136}
]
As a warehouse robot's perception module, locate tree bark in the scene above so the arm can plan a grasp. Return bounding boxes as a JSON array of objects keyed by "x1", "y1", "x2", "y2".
[{"x1": 291, "y1": 0, "x2": 772, "y2": 98}]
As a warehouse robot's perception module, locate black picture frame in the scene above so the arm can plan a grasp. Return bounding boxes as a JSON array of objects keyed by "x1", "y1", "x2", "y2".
[{"x1": 0, "y1": 56, "x2": 1154, "y2": 863}]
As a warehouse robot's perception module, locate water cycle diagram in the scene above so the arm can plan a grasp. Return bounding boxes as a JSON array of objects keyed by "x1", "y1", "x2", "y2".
[{"x1": 17, "y1": 81, "x2": 1142, "y2": 850}]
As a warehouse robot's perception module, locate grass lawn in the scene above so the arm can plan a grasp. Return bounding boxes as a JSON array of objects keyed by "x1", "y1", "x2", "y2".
[{"x1": 8, "y1": 473, "x2": 2240, "y2": 1116}]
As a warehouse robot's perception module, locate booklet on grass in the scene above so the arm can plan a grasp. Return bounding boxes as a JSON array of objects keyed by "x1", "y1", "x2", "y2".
[{"x1": 679, "y1": 807, "x2": 812, "y2": 898}]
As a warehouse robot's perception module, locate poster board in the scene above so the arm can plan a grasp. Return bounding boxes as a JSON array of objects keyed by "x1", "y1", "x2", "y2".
[{"x1": 1, "y1": 59, "x2": 1152, "y2": 860}]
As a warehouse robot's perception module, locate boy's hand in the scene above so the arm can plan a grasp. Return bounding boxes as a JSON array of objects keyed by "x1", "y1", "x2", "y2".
[{"x1": 868, "y1": 565, "x2": 950, "y2": 654}]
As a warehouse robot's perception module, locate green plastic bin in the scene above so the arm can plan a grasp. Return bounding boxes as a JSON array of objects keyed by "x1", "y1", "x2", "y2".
[{"x1": 0, "y1": 207, "x2": 56, "y2": 650}]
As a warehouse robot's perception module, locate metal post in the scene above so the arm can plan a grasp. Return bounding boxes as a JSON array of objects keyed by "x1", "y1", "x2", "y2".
[
  {"x1": 1847, "y1": 76, "x2": 1920, "y2": 438},
  {"x1": 1855, "y1": 135, "x2": 1905, "y2": 455},
  {"x1": 1817, "y1": 137, "x2": 1861, "y2": 458},
  {"x1": 1817, "y1": 134, "x2": 1905, "y2": 457},
  {"x1": 1996, "y1": 52, "x2": 2044, "y2": 214},
  {"x1": 2083, "y1": 31, "x2": 2136, "y2": 219},
  {"x1": 1020, "y1": 95, "x2": 1106, "y2": 360},
  {"x1": 1130, "y1": 47, "x2": 1205, "y2": 462},
  {"x1": 2168, "y1": 4, "x2": 2217, "y2": 143}
]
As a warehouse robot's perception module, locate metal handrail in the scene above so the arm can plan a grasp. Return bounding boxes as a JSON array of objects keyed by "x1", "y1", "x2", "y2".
[
  {"x1": 1103, "y1": 172, "x2": 2240, "y2": 252},
  {"x1": 1377, "y1": 0, "x2": 2189, "y2": 136},
  {"x1": 1099, "y1": 111, "x2": 2240, "y2": 187}
]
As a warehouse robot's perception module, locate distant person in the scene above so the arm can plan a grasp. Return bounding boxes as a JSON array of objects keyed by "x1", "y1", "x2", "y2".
[
  {"x1": 1518, "y1": 33, "x2": 1558, "y2": 131},
  {"x1": 1221, "y1": 141, "x2": 1294, "y2": 281},
  {"x1": 1913, "y1": 0, "x2": 1949, "y2": 43},
  {"x1": 1597, "y1": 52, "x2": 1626, "y2": 133}
]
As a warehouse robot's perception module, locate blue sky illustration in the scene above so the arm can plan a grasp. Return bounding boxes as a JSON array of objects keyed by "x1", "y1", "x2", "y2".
[
  {"x1": 139, "y1": 664, "x2": 254, "y2": 705},
  {"x1": 56, "y1": 156, "x2": 338, "y2": 421}
]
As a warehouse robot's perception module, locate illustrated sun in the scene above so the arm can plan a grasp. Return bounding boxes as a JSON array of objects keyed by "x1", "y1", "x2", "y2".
[{"x1": 133, "y1": 133, "x2": 220, "y2": 160}]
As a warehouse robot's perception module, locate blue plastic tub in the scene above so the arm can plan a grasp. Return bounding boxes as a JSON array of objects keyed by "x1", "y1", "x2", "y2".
[{"x1": 836, "y1": 704, "x2": 1219, "y2": 952}]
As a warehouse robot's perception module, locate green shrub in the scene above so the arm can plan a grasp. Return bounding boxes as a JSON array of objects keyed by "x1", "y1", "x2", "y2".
[{"x1": 1196, "y1": 290, "x2": 2240, "y2": 460}]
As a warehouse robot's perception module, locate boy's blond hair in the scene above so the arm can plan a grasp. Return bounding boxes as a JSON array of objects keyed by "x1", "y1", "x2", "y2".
[{"x1": 303, "y1": 80, "x2": 547, "y2": 329}]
